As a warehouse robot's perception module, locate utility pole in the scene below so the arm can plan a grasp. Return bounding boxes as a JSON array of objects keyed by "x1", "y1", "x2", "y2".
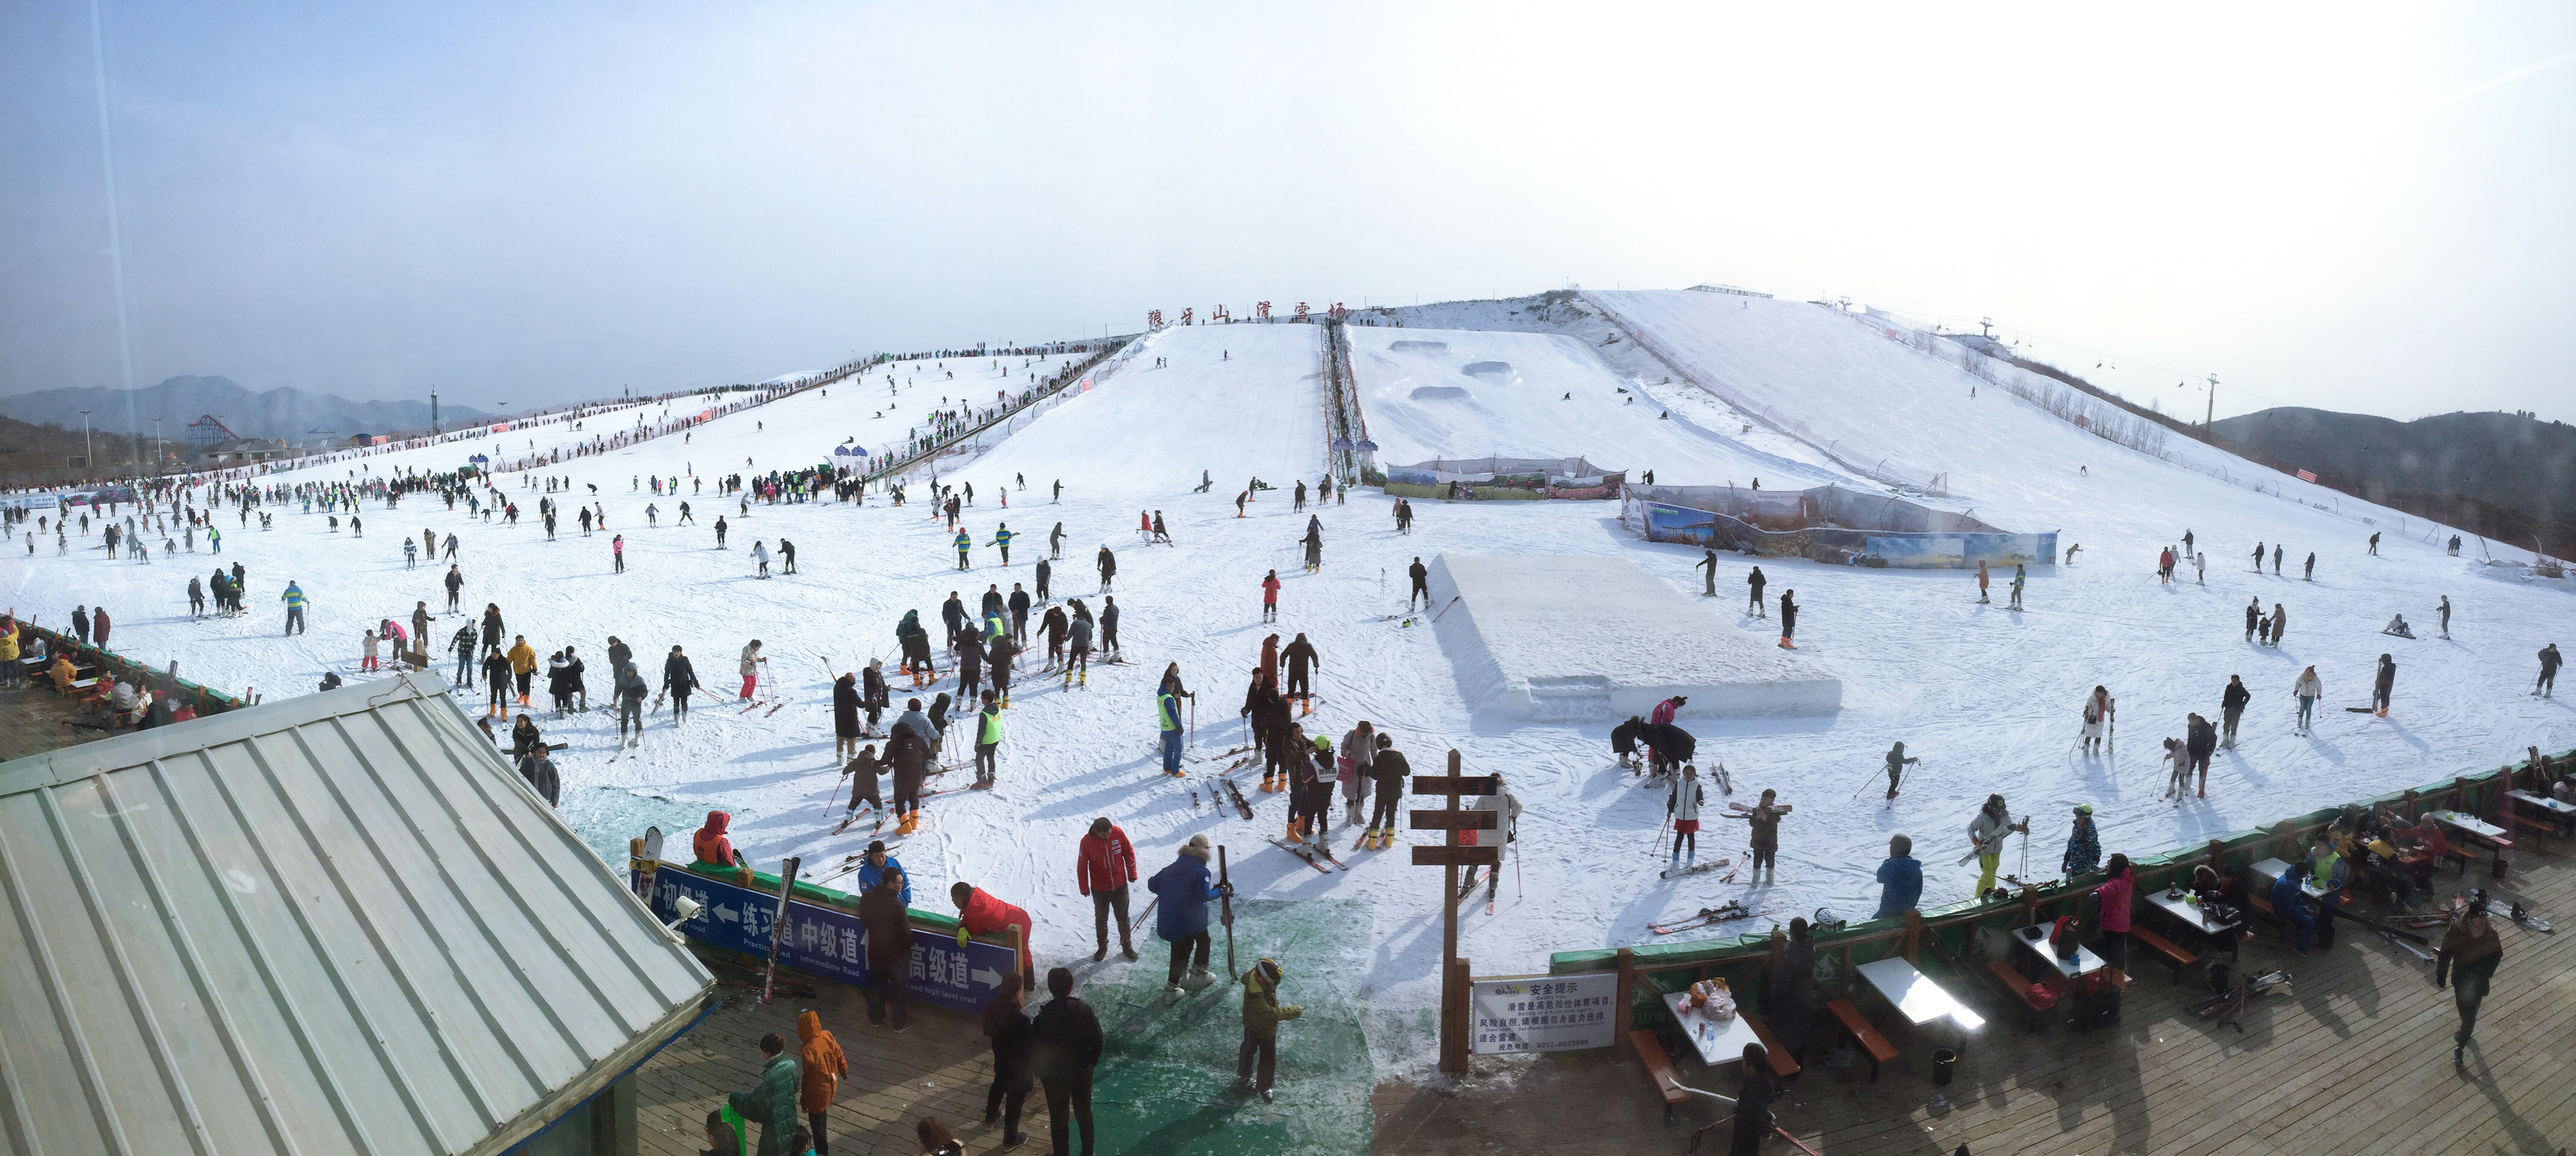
[
  {"x1": 79, "y1": 409, "x2": 93, "y2": 476},
  {"x1": 430, "y1": 388, "x2": 440, "y2": 435},
  {"x1": 2205, "y1": 375, "x2": 2218, "y2": 429}
]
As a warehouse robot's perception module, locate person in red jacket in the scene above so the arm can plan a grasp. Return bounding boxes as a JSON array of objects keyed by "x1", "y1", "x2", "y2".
[
  {"x1": 692, "y1": 810, "x2": 742, "y2": 866},
  {"x1": 1078, "y1": 817, "x2": 1140, "y2": 962},
  {"x1": 954, "y1": 881, "x2": 1037, "y2": 990},
  {"x1": 1261, "y1": 570, "x2": 1281, "y2": 624}
]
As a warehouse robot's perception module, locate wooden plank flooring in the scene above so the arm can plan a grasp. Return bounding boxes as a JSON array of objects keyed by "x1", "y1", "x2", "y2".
[
  {"x1": 1373, "y1": 842, "x2": 2576, "y2": 1155},
  {"x1": 0, "y1": 683, "x2": 126, "y2": 763}
]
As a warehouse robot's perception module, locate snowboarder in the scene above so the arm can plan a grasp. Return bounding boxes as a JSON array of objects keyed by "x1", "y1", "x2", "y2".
[
  {"x1": 1777, "y1": 589, "x2": 1798, "y2": 648},
  {"x1": 2373, "y1": 653, "x2": 2396, "y2": 716}
]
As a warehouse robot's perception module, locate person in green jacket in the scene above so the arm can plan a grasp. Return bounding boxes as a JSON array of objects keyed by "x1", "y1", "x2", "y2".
[
  {"x1": 1237, "y1": 957, "x2": 1303, "y2": 1102},
  {"x1": 975, "y1": 690, "x2": 1003, "y2": 787},
  {"x1": 727, "y1": 1033, "x2": 802, "y2": 1156}
]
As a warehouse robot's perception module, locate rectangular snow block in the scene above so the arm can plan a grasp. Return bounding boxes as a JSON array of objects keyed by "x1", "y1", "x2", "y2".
[{"x1": 1425, "y1": 553, "x2": 1842, "y2": 724}]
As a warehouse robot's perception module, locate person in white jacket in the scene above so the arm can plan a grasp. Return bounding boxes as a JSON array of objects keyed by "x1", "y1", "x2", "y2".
[
  {"x1": 2293, "y1": 667, "x2": 2323, "y2": 733},
  {"x1": 1460, "y1": 774, "x2": 1522, "y2": 899},
  {"x1": 750, "y1": 539, "x2": 771, "y2": 579},
  {"x1": 1966, "y1": 794, "x2": 2029, "y2": 897}
]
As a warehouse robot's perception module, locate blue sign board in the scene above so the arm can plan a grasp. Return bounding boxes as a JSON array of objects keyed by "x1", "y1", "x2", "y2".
[{"x1": 642, "y1": 865, "x2": 1016, "y2": 1015}]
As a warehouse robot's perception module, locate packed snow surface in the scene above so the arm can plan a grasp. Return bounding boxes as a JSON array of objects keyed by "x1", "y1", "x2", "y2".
[
  {"x1": 1425, "y1": 553, "x2": 1840, "y2": 722},
  {"x1": 1343, "y1": 326, "x2": 1839, "y2": 487},
  {"x1": 15, "y1": 309, "x2": 2572, "y2": 1083}
]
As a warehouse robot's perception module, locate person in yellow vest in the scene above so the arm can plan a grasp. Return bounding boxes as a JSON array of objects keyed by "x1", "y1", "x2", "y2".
[{"x1": 973, "y1": 691, "x2": 1004, "y2": 788}]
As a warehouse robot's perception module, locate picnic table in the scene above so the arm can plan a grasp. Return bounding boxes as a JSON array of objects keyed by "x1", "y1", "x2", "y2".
[
  {"x1": 1660, "y1": 990, "x2": 1760, "y2": 1066},
  {"x1": 2426, "y1": 810, "x2": 2512, "y2": 848},
  {"x1": 2507, "y1": 790, "x2": 2576, "y2": 837},
  {"x1": 2143, "y1": 887, "x2": 2242, "y2": 940},
  {"x1": 2249, "y1": 857, "x2": 2332, "y2": 901},
  {"x1": 1855, "y1": 956, "x2": 1984, "y2": 1053},
  {"x1": 2010, "y1": 923, "x2": 2106, "y2": 981}
]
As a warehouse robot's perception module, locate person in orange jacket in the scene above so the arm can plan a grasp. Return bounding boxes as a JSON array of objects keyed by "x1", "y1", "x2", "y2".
[
  {"x1": 796, "y1": 1010, "x2": 848, "y2": 1156},
  {"x1": 692, "y1": 810, "x2": 743, "y2": 866}
]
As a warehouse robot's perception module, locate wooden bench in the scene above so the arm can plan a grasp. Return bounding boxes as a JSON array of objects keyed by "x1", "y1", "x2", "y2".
[
  {"x1": 1736, "y1": 1010, "x2": 1802, "y2": 1078},
  {"x1": 1628, "y1": 1029, "x2": 1690, "y2": 1122},
  {"x1": 2128, "y1": 926, "x2": 2199, "y2": 984},
  {"x1": 1823, "y1": 999, "x2": 1898, "y2": 1083},
  {"x1": 1987, "y1": 960, "x2": 2053, "y2": 1033}
]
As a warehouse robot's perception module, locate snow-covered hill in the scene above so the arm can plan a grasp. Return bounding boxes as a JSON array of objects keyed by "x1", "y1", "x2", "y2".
[{"x1": 15, "y1": 296, "x2": 2570, "y2": 1086}]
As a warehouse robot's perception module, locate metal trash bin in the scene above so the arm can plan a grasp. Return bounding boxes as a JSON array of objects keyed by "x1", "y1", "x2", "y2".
[{"x1": 1931, "y1": 1047, "x2": 1957, "y2": 1086}]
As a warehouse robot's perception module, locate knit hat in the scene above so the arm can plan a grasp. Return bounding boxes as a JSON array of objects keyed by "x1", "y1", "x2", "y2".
[
  {"x1": 1182, "y1": 834, "x2": 1211, "y2": 860},
  {"x1": 1090, "y1": 817, "x2": 1113, "y2": 838},
  {"x1": 1255, "y1": 958, "x2": 1282, "y2": 988}
]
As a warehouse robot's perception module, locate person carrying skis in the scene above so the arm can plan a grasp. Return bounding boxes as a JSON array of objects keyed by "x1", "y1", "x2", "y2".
[
  {"x1": 1882, "y1": 741, "x2": 1919, "y2": 799},
  {"x1": 2080, "y1": 685, "x2": 2114, "y2": 754},
  {"x1": 1666, "y1": 765, "x2": 1704, "y2": 869},
  {"x1": 1076, "y1": 817, "x2": 1140, "y2": 962},
  {"x1": 1746, "y1": 565, "x2": 1766, "y2": 618},
  {"x1": 2061, "y1": 804, "x2": 2100, "y2": 876},
  {"x1": 1261, "y1": 570, "x2": 1281, "y2": 623},
  {"x1": 663, "y1": 644, "x2": 700, "y2": 723},
  {"x1": 1147, "y1": 834, "x2": 1224, "y2": 1003},
  {"x1": 2373, "y1": 653, "x2": 2397, "y2": 716},
  {"x1": 2221, "y1": 674, "x2": 2250, "y2": 747},
  {"x1": 990, "y1": 523, "x2": 1014, "y2": 567},
  {"x1": 1967, "y1": 794, "x2": 2028, "y2": 897}
]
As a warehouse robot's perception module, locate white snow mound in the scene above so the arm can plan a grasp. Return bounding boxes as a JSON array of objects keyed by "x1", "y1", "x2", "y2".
[{"x1": 1425, "y1": 553, "x2": 1841, "y2": 722}]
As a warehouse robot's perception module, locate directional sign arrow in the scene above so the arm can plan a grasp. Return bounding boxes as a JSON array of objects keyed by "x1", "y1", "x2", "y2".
[
  {"x1": 715, "y1": 904, "x2": 740, "y2": 924},
  {"x1": 972, "y1": 966, "x2": 1006, "y2": 987}
]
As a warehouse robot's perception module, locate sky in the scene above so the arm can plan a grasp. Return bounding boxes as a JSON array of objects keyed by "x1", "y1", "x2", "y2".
[{"x1": 1, "y1": 2, "x2": 2571, "y2": 421}]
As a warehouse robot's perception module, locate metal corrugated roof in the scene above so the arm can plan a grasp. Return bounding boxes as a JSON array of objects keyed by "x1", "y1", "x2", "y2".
[{"x1": 0, "y1": 673, "x2": 714, "y2": 1156}]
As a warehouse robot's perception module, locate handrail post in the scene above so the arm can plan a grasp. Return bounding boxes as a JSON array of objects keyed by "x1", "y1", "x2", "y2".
[{"x1": 1613, "y1": 947, "x2": 1635, "y2": 1057}]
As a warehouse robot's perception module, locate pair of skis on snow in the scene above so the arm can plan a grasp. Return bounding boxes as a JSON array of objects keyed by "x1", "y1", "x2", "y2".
[{"x1": 1649, "y1": 900, "x2": 1771, "y2": 936}]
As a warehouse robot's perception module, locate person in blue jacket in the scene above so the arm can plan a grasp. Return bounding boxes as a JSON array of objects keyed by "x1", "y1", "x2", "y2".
[
  {"x1": 1147, "y1": 834, "x2": 1229, "y2": 1002},
  {"x1": 857, "y1": 839, "x2": 910, "y2": 905},
  {"x1": 1873, "y1": 834, "x2": 1922, "y2": 921},
  {"x1": 2272, "y1": 859, "x2": 2317, "y2": 955}
]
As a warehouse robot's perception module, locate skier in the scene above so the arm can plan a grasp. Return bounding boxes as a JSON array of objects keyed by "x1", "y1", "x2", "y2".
[
  {"x1": 1147, "y1": 834, "x2": 1223, "y2": 1003},
  {"x1": 1152, "y1": 511, "x2": 1170, "y2": 544},
  {"x1": 987, "y1": 631, "x2": 1017, "y2": 709},
  {"x1": 1776, "y1": 589, "x2": 1798, "y2": 648},
  {"x1": 2373, "y1": 653, "x2": 2397, "y2": 716},
  {"x1": 2220, "y1": 674, "x2": 2250, "y2": 747},
  {"x1": 2080, "y1": 685, "x2": 2114, "y2": 754},
  {"x1": 991, "y1": 523, "x2": 1013, "y2": 567},
  {"x1": 281, "y1": 581, "x2": 309, "y2": 635},
  {"x1": 1336, "y1": 720, "x2": 1375, "y2": 827},
  {"x1": 1238, "y1": 959, "x2": 1303, "y2": 1104},
  {"x1": 2383, "y1": 612, "x2": 2415, "y2": 639},
  {"x1": 1008, "y1": 583, "x2": 1032, "y2": 641},
  {"x1": 1078, "y1": 818, "x2": 1140, "y2": 962},
  {"x1": 615, "y1": 660, "x2": 648, "y2": 746},
  {"x1": 898, "y1": 609, "x2": 935, "y2": 686},
  {"x1": 972, "y1": 691, "x2": 1002, "y2": 787},
  {"x1": 1100, "y1": 595, "x2": 1120, "y2": 656},
  {"x1": 1666, "y1": 765, "x2": 1705, "y2": 868},
  {"x1": 1967, "y1": 795, "x2": 2029, "y2": 897},
  {"x1": 2061, "y1": 804, "x2": 2100, "y2": 876},
  {"x1": 750, "y1": 539, "x2": 770, "y2": 579},
  {"x1": 2011, "y1": 562, "x2": 2029, "y2": 608},
  {"x1": 1408, "y1": 557, "x2": 1429, "y2": 611},
  {"x1": 2540, "y1": 643, "x2": 2562, "y2": 697},
  {"x1": 2436, "y1": 889, "x2": 2504, "y2": 1064},
  {"x1": 1261, "y1": 570, "x2": 1281, "y2": 623},
  {"x1": 1698, "y1": 548, "x2": 1719, "y2": 597},
  {"x1": 452, "y1": 624, "x2": 479, "y2": 685},
  {"x1": 739, "y1": 639, "x2": 765, "y2": 700},
  {"x1": 1299, "y1": 521, "x2": 1321, "y2": 573},
  {"x1": 2438, "y1": 595, "x2": 2452, "y2": 639},
  {"x1": 1157, "y1": 683, "x2": 1185, "y2": 777},
  {"x1": 1365, "y1": 733, "x2": 1409, "y2": 848},
  {"x1": 2154, "y1": 548, "x2": 2171, "y2": 585},
  {"x1": 2272, "y1": 543, "x2": 2283, "y2": 574},
  {"x1": 862, "y1": 657, "x2": 889, "y2": 734},
  {"x1": 2292, "y1": 665, "x2": 2323, "y2": 733},
  {"x1": 663, "y1": 644, "x2": 700, "y2": 724},
  {"x1": 1064, "y1": 611, "x2": 1091, "y2": 688},
  {"x1": 1728, "y1": 788, "x2": 1792, "y2": 880},
  {"x1": 1882, "y1": 741, "x2": 1919, "y2": 799},
  {"x1": 445, "y1": 564, "x2": 464, "y2": 611},
  {"x1": 2269, "y1": 601, "x2": 2288, "y2": 647},
  {"x1": 1280, "y1": 633, "x2": 1319, "y2": 708},
  {"x1": 1458, "y1": 771, "x2": 1519, "y2": 899},
  {"x1": 1038, "y1": 605, "x2": 1069, "y2": 671},
  {"x1": 2252, "y1": 542, "x2": 2264, "y2": 571},
  {"x1": 954, "y1": 527, "x2": 971, "y2": 570},
  {"x1": 887, "y1": 705, "x2": 933, "y2": 833},
  {"x1": 1096, "y1": 545, "x2": 1116, "y2": 592}
]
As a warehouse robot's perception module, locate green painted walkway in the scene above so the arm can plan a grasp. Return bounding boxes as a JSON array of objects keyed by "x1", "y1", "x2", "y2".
[{"x1": 1081, "y1": 897, "x2": 1399, "y2": 1155}]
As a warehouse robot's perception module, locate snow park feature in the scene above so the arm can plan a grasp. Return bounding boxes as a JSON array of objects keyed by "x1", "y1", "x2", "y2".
[
  {"x1": 1626, "y1": 482, "x2": 2057, "y2": 568},
  {"x1": 1342, "y1": 325, "x2": 1842, "y2": 488},
  {"x1": 16, "y1": 289, "x2": 2573, "y2": 1115},
  {"x1": 1424, "y1": 553, "x2": 1840, "y2": 722}
]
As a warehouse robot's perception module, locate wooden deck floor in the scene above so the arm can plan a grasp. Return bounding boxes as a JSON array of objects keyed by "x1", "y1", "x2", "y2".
[
  {"x1": 635, "y1": 842, "x2": 2576, "y2": 1155},
  {"x1": 0, "y1": 681, "x2": 127, "y2": 763},
  {"x1": 1374, "y1": 843, "x2": 2576, "y2": 1156}
]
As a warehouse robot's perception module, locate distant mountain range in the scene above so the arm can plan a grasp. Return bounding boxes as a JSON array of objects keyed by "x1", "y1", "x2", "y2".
[
  {"x1": 2211, "y1": 407, "x2": 2576, "y2": 555},
  {"x1": 0, "y1": 376, "x2": 489, "y2": 446}
]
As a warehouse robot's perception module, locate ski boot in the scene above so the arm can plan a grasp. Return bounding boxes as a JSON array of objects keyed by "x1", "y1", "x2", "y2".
[
  {"x1": 1162, "y1": 981, "x2": 1184, "y2": 1005},
  {"x1": 1379, "y1": 830, "x2": 1397, "y2": 850},
  {"x1": 1362, "y1": 827, "x2": 1379, "y2": 848},
  {"x1": 1181, "y1": 966, "x2": 1214, "y2": 992},
  {"x1": 1078, "y1": 672, "x2": 1087, "y2": 687},
  {"x1": 1261, "y1": 771, "x2": 1277, "y2": 793},
  {"x1": 1286, "y1": 817, "x2": 1306, "y2": 843}
]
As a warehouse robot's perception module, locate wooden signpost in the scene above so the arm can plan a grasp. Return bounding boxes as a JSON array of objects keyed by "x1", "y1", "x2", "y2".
[{"x1": 1414, "y1": 750, "x2": 1500, "y2": 1074}]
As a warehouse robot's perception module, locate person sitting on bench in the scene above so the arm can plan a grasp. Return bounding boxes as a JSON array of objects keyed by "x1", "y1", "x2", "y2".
[{"x1": 46, "y1": 653, "x2": 76, "y2": 697}]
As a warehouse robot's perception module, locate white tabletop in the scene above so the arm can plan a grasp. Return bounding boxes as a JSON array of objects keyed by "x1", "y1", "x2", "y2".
[
  {"x1": 1855, "y1": 956, "x2": 1987, "y2": 1033},
  {"x1": 2427, "y1": 810, "x2": 2510, "y2": 841},
  {"x1": 2012, "y1": 924, "x2": 2106, "y2": 979},
  {"x1": 2249, "y1": 857, "x2": 2331, "y2": 900},
  {"x1": 2509, "y1": 790, "x2": 2576, "y2": 814},
  {"x1": 2143, "y1": 887, "x2": 2240, "y2": 936},
  {"x1": 1662, "y1": 990, "x2": 1761, "y2": 1066}
]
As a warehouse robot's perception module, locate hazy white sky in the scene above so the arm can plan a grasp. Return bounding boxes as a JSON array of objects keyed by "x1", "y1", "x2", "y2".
[{"x1": 2, "y1": 2, "x2": 2570, "y2": 420}]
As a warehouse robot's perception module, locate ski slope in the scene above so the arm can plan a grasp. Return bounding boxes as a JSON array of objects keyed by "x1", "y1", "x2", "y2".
[
  {"x1": 13, "y1": 297, "x2": 2572, "y2": 1090},
  {"x1": 1343, "y1": 326, "x2": 1842, "y2": 487}
]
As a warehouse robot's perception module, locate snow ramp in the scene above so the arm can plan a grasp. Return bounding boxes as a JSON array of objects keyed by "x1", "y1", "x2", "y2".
[
  {"x1": 1344, "y1": 326, "x2": 1841, "y2": 488},
  {"x1": 963, "y1": 324, "x2": 1326, "y2": 494}
]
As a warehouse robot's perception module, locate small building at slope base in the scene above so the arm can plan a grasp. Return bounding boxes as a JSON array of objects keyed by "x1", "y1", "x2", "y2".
[{"x1": 1424, "y1": 553, "x2": 1842, "y2": 724}]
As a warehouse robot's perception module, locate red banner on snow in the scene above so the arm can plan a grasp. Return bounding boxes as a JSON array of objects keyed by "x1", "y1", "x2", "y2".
[{"x1": 2296, "y1": 469, "x2": 2317, "y2": 483}]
